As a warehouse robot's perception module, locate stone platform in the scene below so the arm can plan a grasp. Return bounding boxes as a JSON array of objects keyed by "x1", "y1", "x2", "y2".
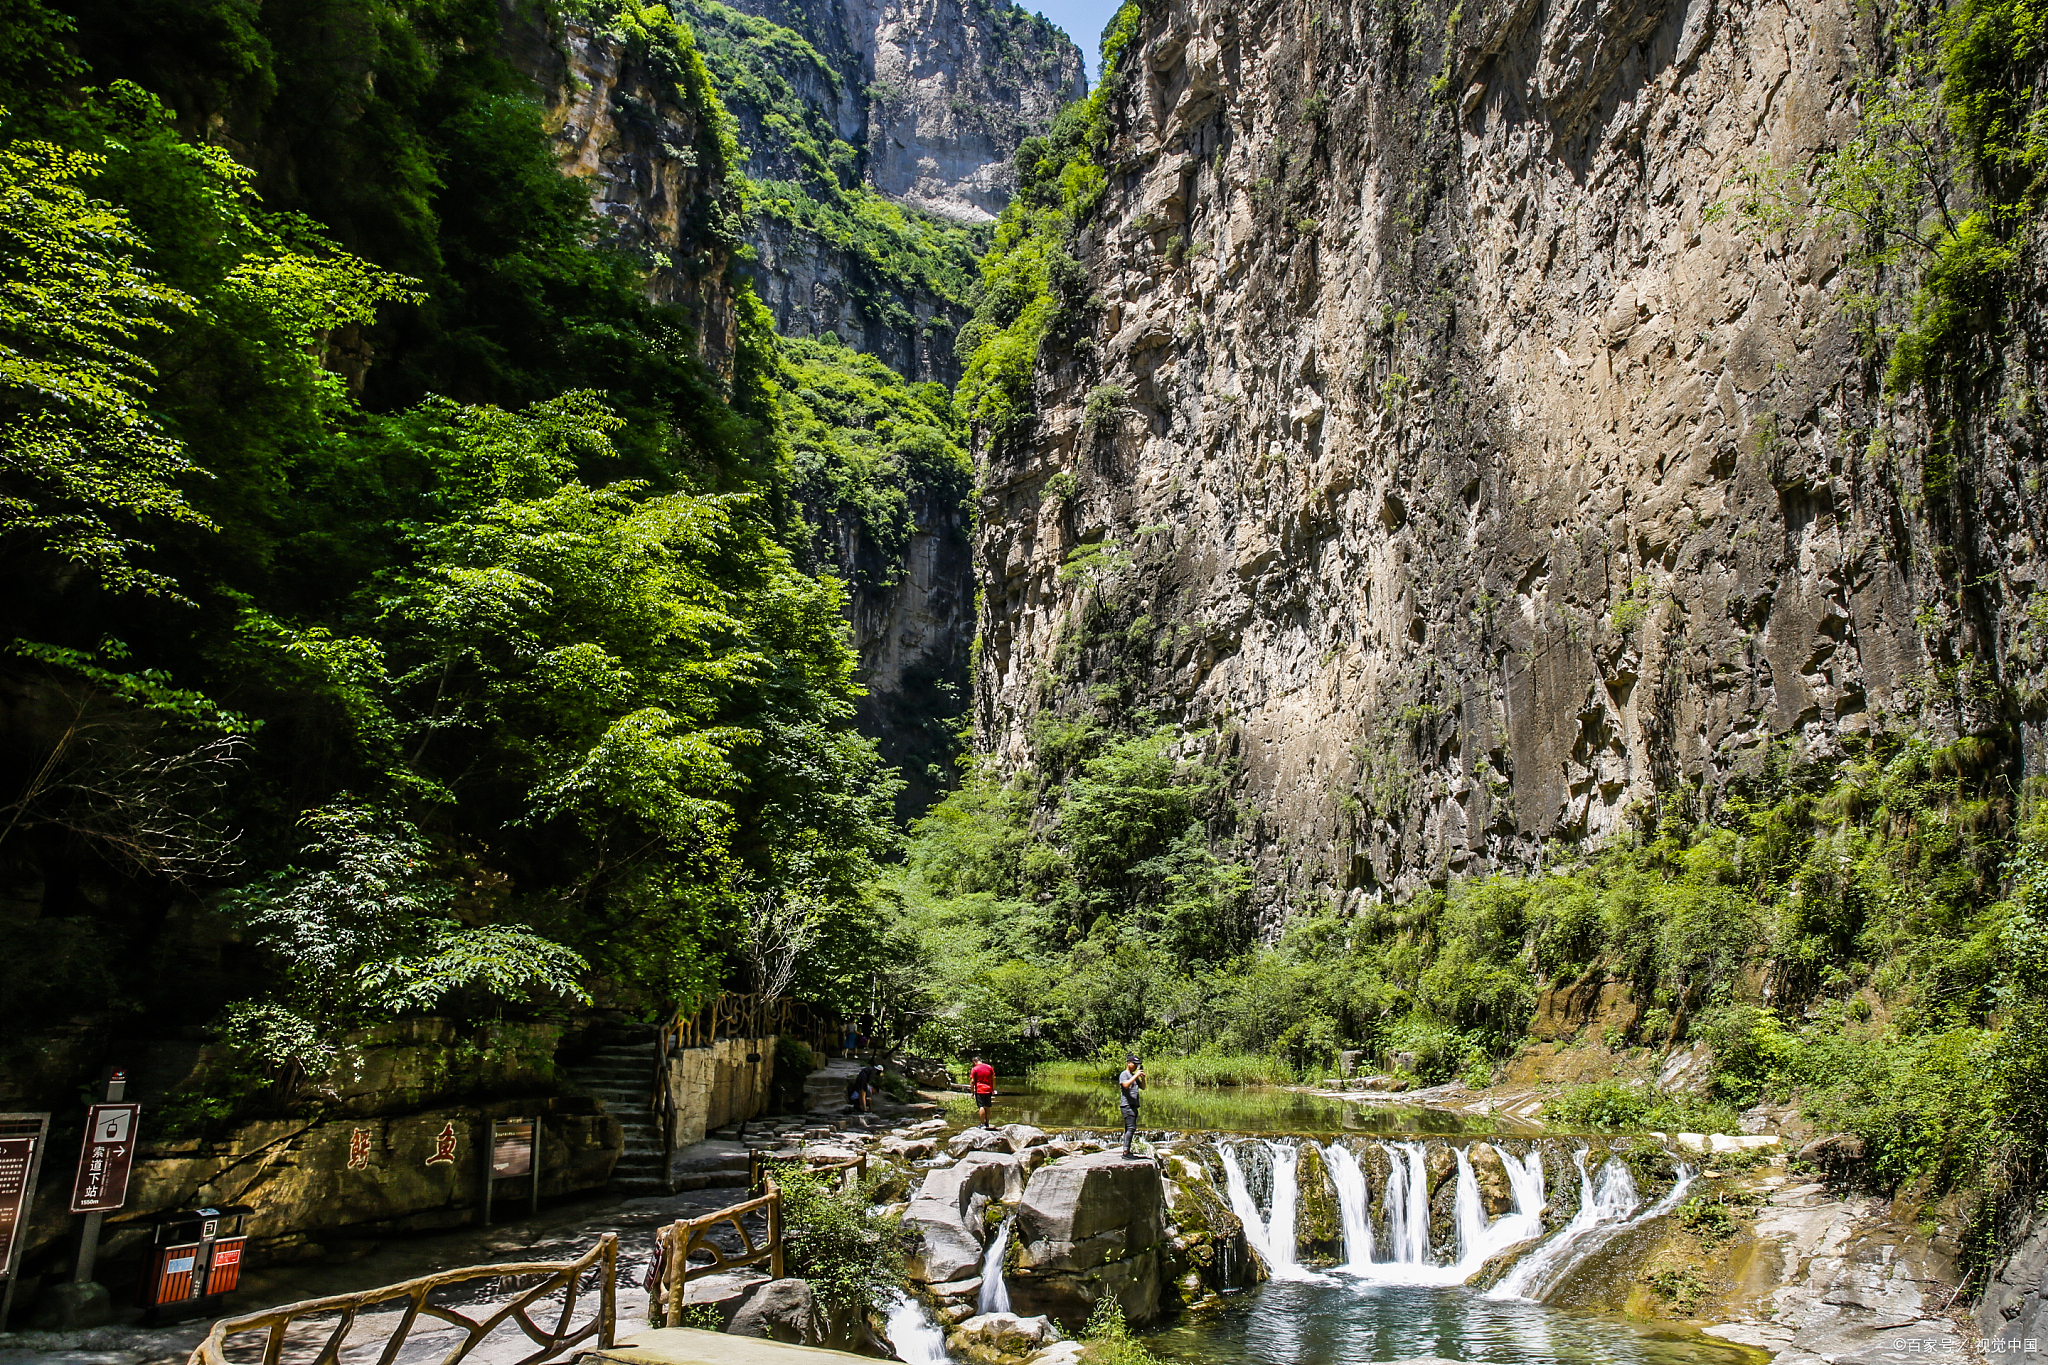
[{"x1": 579, "y1": 1328, "x2": 868, "y2": 1365}]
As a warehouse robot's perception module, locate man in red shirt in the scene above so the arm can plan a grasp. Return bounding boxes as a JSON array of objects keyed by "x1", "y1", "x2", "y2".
[{"x1": 969, "y1": 1055, "x2": 996, "y2": 1128}]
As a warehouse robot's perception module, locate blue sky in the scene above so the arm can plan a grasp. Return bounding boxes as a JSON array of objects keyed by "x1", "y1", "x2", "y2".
[{"x1": 1027, "y1": 0, "x2": 1122, "y2": 82}]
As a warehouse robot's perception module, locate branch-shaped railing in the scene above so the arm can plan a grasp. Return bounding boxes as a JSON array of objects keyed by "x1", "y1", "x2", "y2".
[
  {"x1": 648, "y1": 1180, "x2": 782, "y2": 1327},
  {"x1": 187, "y1": 1234, "x2": 616, "y2": 1365}
]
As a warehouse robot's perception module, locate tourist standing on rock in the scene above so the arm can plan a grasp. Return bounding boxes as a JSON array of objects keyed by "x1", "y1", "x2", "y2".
[
  {"x1": 1118, "y1": 1054, "x2": 1144, "y2": 1158},
  {"x1": 970, "y1": 1054, "x2": 997, "y2": 1127}
]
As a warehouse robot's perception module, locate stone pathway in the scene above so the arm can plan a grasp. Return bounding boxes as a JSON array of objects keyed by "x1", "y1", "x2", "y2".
[{"x1": 0, "y1": 1086, "x2": 958, "y2": 1365}]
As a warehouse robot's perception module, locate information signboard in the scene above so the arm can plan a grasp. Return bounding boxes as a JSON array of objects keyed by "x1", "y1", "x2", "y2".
[
  {"x1": 0, "y1": 1135, "x2": 38, "y2": 1278},
  {"x1": 70, "y1": 1103, "x2": 140, "y2": 1213},
  {"x1": 492, "y1": 1121, "x2": 535, "y2": 1177}
]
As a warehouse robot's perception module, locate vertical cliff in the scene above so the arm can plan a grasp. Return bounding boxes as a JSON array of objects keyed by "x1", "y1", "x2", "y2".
[
  {"x1": 683, "y1": 0, "x2": 1086, "y2": 383},
  {"x1": 506, "y1": 5, "x2": 746, "y2": 375},
  {"x1": 973, "y1": 0, "x2": 2048, "y2": 912}
]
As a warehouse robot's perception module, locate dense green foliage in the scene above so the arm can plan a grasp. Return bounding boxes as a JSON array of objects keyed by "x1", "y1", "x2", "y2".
[
  {"x1": 0, "y1": 0, "x2": 905, "y2": 1076},
  {"x1": 890, "y1": 725, "x2": 2048, "y2": 1228},
  {"x1": 956, "y1": 2, "x2": 1140, "y2": 438},
  {"x1": 767, "y1": 1161, "x2": 903, "y2": 1313},
  {"x1": 777, "y1": 335, "x2": 971, "y2": 589}
]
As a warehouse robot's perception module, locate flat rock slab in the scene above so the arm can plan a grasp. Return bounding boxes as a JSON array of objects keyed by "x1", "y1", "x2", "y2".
[{"x1": 583, "y1": 1327, "x2": 871, "y2": 1365}]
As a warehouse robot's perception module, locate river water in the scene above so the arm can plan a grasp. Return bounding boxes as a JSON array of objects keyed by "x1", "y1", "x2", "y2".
[
  {"x1": 952, "y1": 1076, "x2": 1762, "y2": 1365},
  {"x1": 1142, "y1": 1279, "x2": 1761, "y2": 1365}
]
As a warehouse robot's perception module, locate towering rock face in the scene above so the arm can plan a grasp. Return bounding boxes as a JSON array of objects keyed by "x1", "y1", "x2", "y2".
[
  {"x1": 694, "y1": 0, "x2": 1086, "y2": 381},
  {"x1": 506, "y1": 10, "x2": 743, "y2": 374},
  {"x1": 974, "y1": 0, "x2": 2048, "y2": 910},
  {"x1": 850, "y1": 0, "x2": 1090, "y2": 221}
]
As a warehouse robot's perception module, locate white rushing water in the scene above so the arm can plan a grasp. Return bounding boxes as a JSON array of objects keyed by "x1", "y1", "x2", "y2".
[
  {"x1": 1223, "y1": 1136, "x2": 1694, "y2": 1301},
  {"x1": 885, "y1": 1291, "x2": 951, "y2": 1365},
  {"x1": 1329, "y1": 1141, "x2": 1548, "y2": 1287},
  {"x1": 1220, "y1": 1140, "x2": 1330, "y2": 1282},
  {"x1": 1486, "y1": 1153, "x2": 1698, "y2": 1302},
  {"x1": 1323, "y1": 1141, "x2": 1377, "y2": 1271},
  {"x1": 976, "y1": 1215, "x2": 1013, "y2": 1315}
]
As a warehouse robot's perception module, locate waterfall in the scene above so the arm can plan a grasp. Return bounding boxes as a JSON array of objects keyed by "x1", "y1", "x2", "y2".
[
  {"x1": 1486, "y1": 1154, "x2": 1698, "y2": 1302},
  {"x1": 976, "y1": 1216, "x2": 1013, "y2": 1315},
  {"x1": 1219, "y1": 1140, "x2": 1326, "y2": 1282},
  {"x1": 1323, "y1": 1142, "x2": 1376, "y2": 1270},
  {"x1": 1219, "y1": 1140, "x2": 1276, "y2": 1268},
  {"x1": 1267, "y1": 1142, "x2": 1302, "y2": 1276},
  {"x1": 1453, "y1": 1147, "x2": 1487, "y2": 1262},
  {"x1": 1320, "y1": 1142, "x2": 1549, "y2": 1287},
  {"x1": 884, "y1": 1291, "x2": 951, "y2": 1365}
]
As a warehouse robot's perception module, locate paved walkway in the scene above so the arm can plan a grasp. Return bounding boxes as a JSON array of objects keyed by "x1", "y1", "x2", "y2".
[{"x1": 0, "y1": 1187, "x2": 741, "y2": 1365}]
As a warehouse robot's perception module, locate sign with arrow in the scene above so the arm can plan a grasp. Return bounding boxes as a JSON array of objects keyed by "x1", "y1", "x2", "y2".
[{"x1": 69, "y1": 1103, "x2": 139, "y2": 1213}]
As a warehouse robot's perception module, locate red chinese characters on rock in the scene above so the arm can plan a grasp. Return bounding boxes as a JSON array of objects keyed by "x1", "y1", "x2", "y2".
[
  {"x1": 425, "y1": 1122, "x2": 458, "y2": 1166},
  {"x1": 347, "y1": 1129, "x2": 372, "y2": 1171}
]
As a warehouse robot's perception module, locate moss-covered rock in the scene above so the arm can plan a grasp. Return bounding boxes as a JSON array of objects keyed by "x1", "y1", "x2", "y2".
[{"x1": 1293, "y1": 1142, "x2": 1342, "y2": 1262}]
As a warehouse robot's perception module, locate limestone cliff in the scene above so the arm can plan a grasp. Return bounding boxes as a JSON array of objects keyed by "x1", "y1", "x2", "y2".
[
  {"x1": 973, "y1": 0, "x2": 2048, "y2": 911},
  {"x1": 506, "y1": 7, "x2": 745, "y2": 374},
  {"x1": 687, "y1": 0, "x2": 1086, "y2": 381}
]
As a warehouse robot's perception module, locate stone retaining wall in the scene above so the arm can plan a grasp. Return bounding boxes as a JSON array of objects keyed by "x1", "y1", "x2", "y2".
[{"x1": 666, "y1": 1037, "x2": 778, "y2": 1147}]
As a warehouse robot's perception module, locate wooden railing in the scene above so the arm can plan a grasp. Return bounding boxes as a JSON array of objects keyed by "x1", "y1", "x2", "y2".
[
  {"x1": 187, "y1": 1235, "x2": 615, "y2": 1365},
  {"x1": 747, "y1": 1149, "x2": 866, "y2": 1194},
  {"x1": 663, "y1": 993, "x2": 791, "y2": 1051},
  {"x1": 648, "y1": 1180, "x2": 783, "y2": 1327}
]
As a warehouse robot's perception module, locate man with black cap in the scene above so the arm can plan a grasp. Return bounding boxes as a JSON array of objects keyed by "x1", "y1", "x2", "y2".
[{"x1": 1117, "y1": 1054, "x2": 1145, "y2": 1158}]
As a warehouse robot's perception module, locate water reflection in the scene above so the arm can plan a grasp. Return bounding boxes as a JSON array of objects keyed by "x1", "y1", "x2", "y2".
[
  {"x1": 1143, "y1": 1280, "x2": 1766, "y2": 1365},
  {"x1": 995, "y1": 1074, "x2": 1530, "y2": 1136}
]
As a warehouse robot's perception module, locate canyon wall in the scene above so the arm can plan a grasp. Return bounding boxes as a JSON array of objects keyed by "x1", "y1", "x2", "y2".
[
  {"x1": 974, "y1": 0, "x2": 2048, "y2": 914},
  {"x1": 694, "y1": 0, "x2": 1087, "y2": 381},
  {"x1": 517, "y1": 1, "x2": 1081, "y2": 809}
]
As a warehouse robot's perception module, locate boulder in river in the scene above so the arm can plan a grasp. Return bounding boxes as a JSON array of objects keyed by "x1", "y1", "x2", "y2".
[
  {"x1": 905, "y1": 1153, "x2": 1018, "y2": 1282},
  {"x1": 952, "y1": 1126, "x2": 1016, "y2": 1157},
  {"x1": 1008, "y1": 1150, "x2": 1170, "y2": 1329}
]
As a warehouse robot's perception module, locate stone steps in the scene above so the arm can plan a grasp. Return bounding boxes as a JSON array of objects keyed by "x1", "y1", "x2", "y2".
[{"x1": 568, "y1": 1038, "x2": 667, "y2": 1193}]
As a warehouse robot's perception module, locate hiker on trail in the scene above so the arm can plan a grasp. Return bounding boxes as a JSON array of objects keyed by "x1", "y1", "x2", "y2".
[
  {"x1": 843, "y1": 1024, "x2": 859, "y2": 1058},
  {"x1": 848, "y1": 1060, "x2": 882, "y2": 1112},
  {"x1": 970, "y1": 1054, "x2": 997, "y2": 1128},
  {"x1": 1118, "y1": 1054, "x2": 1145, "y2": 1158}
]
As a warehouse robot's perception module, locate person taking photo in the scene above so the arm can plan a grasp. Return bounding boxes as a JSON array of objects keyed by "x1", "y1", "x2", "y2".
[{"x1": 1118, "y1": 1054, "x2": 1145, "y2": 1158}]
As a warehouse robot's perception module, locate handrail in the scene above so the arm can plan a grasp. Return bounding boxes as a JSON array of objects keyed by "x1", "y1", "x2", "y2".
[
  {"x1": 648, "y1": 1178, "x2": 784, "y2": 1326},
  {"x1": 650, "y1": 994, "x2": 797, "y2": 1159},
  {"x1": 186, "y1": 1234, "x2": 616, "y2": 1365},
  {"x1": 747, "y1": 1149, "x2": 866, "y2": 1195}
]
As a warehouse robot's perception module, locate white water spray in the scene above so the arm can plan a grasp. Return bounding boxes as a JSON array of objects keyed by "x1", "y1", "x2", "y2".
[
  {"x1": 1487, "y1": 1154, "x2": 1697, "y2": 1302},
  {"x1": 1316, "y1": 1141, "x2": 1548, "y2": 1287},
  {"x1": 976, "y1": 1216, "x2": 1013, "y2": 1315},
  {"x1": 885, "y1": 1291, "x2": 951, "y2": 1365},
  {"x1": 1322, "y1": 1142, "x2": 1376, "y2": 1271},
  {"x1": 1220, "y1": 1140, "x2": 1329, "y2": 1282}
]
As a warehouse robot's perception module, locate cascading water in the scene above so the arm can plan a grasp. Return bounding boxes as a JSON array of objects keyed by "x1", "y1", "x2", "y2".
[
  {"x1": 1322, "y1": 1142, "x2": 1376, "y2": 1271},
  {"x1": 1224, "y1": 1136, "x2": 1697, "y2": 1302},
  {"x1": 884, "y1": 1291, "x2": 951, "y2": 1365},
  {"x1": 1220, "y1": 1140, "x2": 1327, "y2": 1282},
  {"x1": 975, "y1": 1216, "x2": 1013, "y2": 1315},
  {"x1": 1330, "y1": 1141, "x2": 1548, "y2": 1286},
  {"x1": 1486, "y1": 1154, "x2": 1698, "y2": 1303}
]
